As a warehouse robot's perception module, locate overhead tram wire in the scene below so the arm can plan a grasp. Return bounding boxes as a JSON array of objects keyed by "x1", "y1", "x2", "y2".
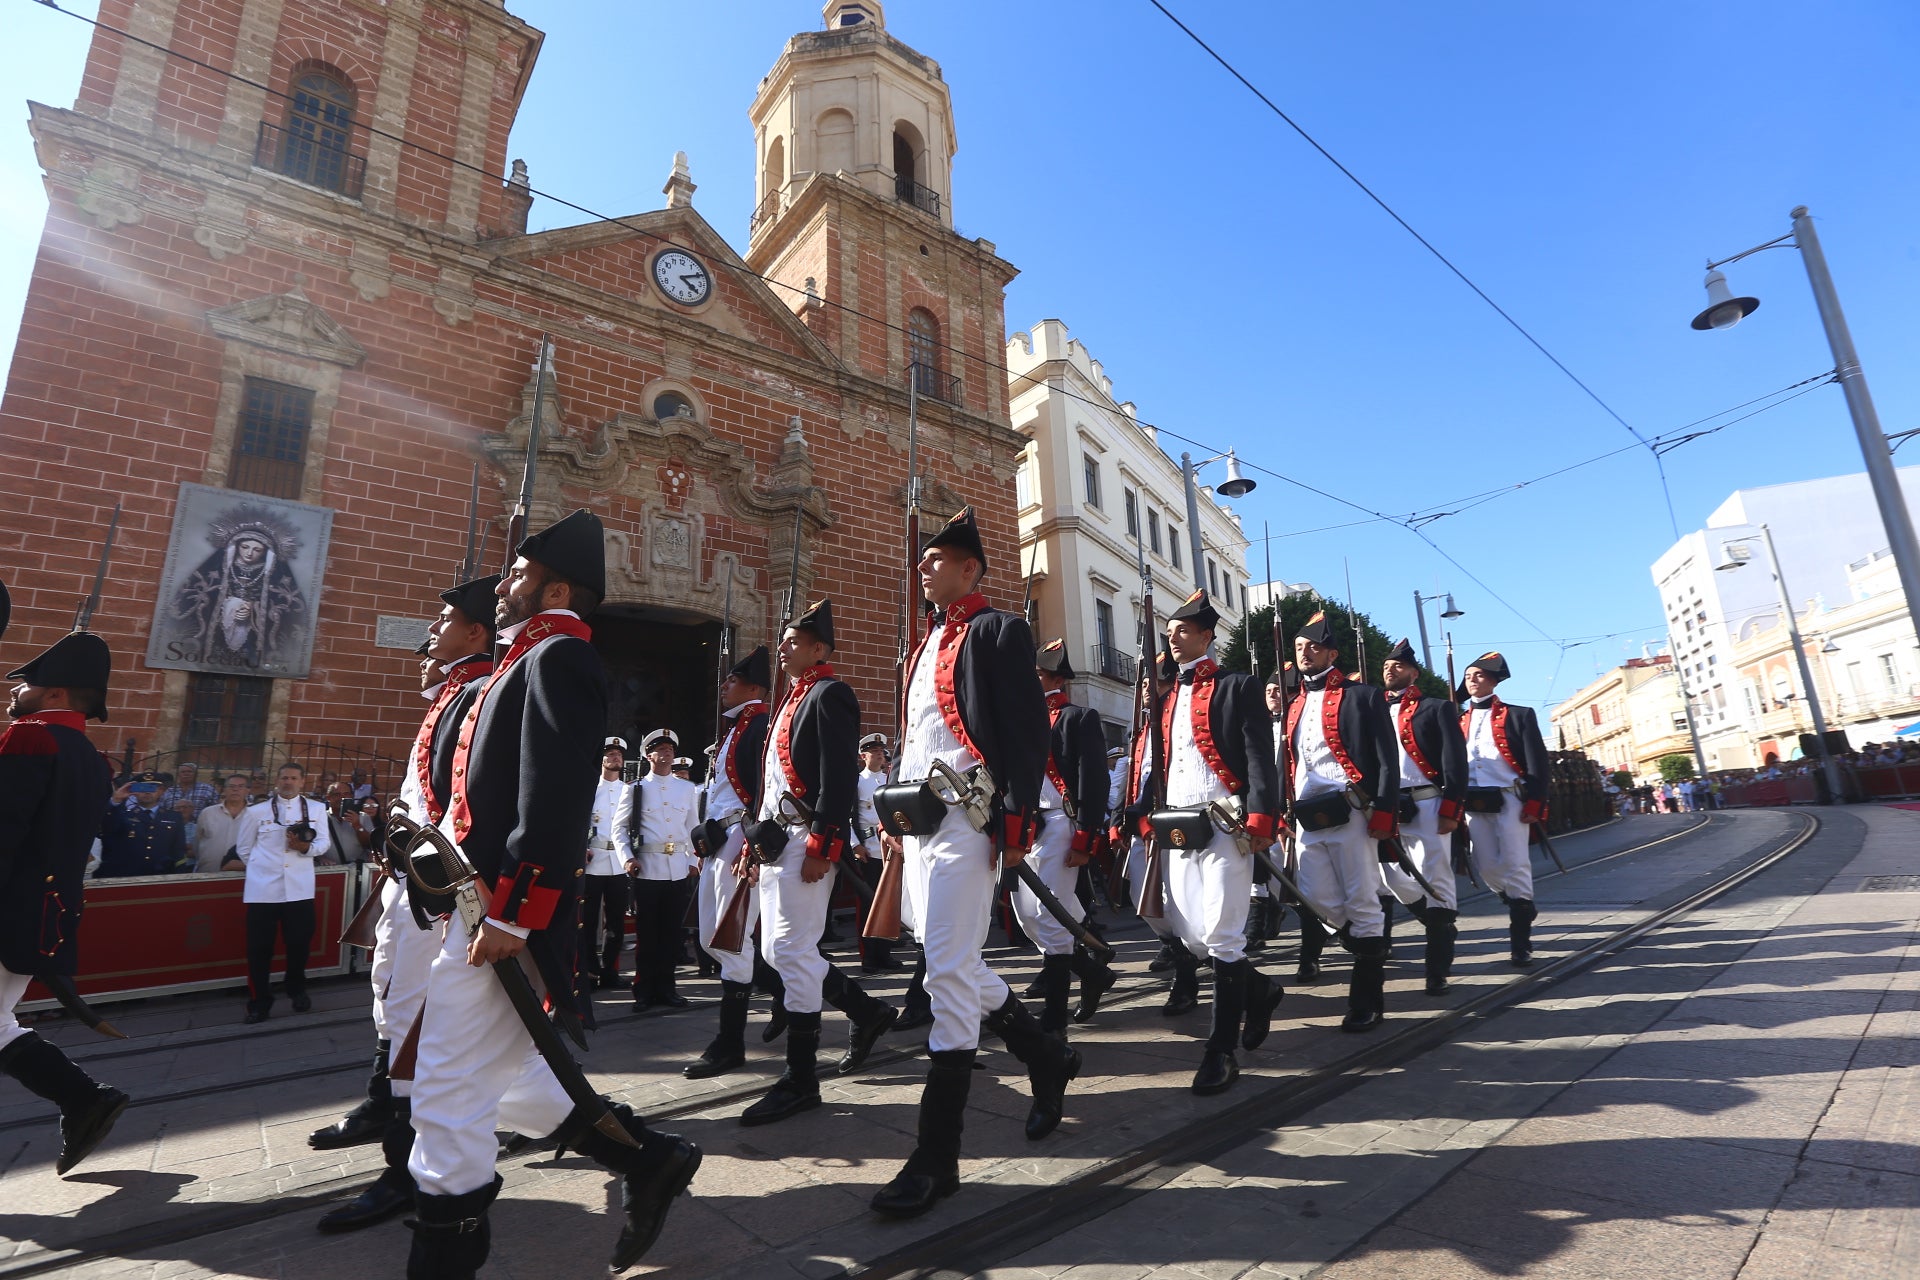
[
  {"x1": 1143, "y1": 0, "x2": 1684, "y2": 537},
  {"x1": 25, "y1": 0, "x2": 1842, "y2": 644}
]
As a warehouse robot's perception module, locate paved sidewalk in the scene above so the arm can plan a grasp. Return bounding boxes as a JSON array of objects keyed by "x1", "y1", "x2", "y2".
[{"x1": 985, "y1": 804, "x2": 1920, "y2": 1280}]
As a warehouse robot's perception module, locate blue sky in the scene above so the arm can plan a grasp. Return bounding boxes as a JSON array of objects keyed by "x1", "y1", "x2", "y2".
[{"x1": 6, "y1": 0, "x2": 1919, "y2": 714}]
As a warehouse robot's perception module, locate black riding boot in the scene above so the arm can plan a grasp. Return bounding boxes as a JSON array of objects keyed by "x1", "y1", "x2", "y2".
[
  {"x1": 319, "y1": 1096, "x2": 416, "y2": 1232},
  {"x1": 984, "y1": 993, "x2": 1079, "y2": 1141},
  {"x1": 894, "y1": 953, "x2": 933, "y2": 1032},
  {"x1": 1037, "y1": 953, "x2": 1074, "y2": 1035},
  {"x1": 1507, "y1": 897, "x2": 1538, "y2": 966},
  {"x1": 871, "y1": 1047, "x2": 974, "y2": 1217},
  {"x1": 311, "y1": 1037, "x2": 395, "y2": 1149},
  {"x1": 823, "y1": 965, "x2": 899, "y2": 1074},
  {"x1": 1342, "y1": 936, "x2": 1387, "y2": 1033},
  {"x1": 1193, "y1": 958, "x2": 1246, "y2": 1094},
  {"x1": 1069, "y1": 948, "x2": 1116, "y2": 1023},
  {"x1": 1403, "y1": 896, "x2": 1433, "y2": 927},
  {"x1": 1296, "y1": 911, "x2": 1327, "y2": 983},
  {"x1": 1242, "y1": 961, "x2": 1284, "y2": 1050},
  {"x1": 754, "y1": 953, "x2": 788, "y2": 1043},
  {"x1": 685, "y1": 980, "x2": 751, "y2": 1079},
  {"x1": 1378, "y1": 895, "x2": 1396, "y2": 958},
  {"x1": 740, "y1": 1011, "x2": 821, "y2": 1125},
  {"x1": 1163, "y1": 946, "x2": 1200, "y2": 1015},
  {"x1": 557, "y1": 1101, "x2": 703, "y2": 1272},
  {"x1": 1424, "y1": 907, "x2": 1459, "y2": 995},
  {"x1": 0, "y1": 1031, "x2": 128, "y2": 1176},
  {"x1": 406, "y1": 1174, "x2": 501, "y2": 1280}
]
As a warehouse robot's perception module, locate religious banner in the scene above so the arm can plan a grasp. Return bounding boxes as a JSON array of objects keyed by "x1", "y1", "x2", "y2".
[{"x1": 145, "y1": 482, "x2": 334, "y2": 679}]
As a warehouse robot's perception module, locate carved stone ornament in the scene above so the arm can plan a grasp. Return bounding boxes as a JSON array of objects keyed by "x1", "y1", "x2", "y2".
[
  {"x1": 75, "y1": 162, "x2": 142, "y2": 232},
  {"x1": 205, "y1": 288, "x2": 367, "y2": 367}
]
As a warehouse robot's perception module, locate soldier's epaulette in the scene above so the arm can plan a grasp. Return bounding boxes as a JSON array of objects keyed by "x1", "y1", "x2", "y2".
[{"x1": 0, "y1": 722, "x2": 58, "y2": 756}]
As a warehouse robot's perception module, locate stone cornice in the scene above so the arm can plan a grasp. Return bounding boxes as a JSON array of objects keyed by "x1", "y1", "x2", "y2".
[{"x1": 748, "y1": 171, "x2": 1015, "y2": 285}]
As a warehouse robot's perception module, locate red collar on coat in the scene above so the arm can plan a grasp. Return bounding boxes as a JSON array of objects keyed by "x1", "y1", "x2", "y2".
[
  {"x1": 903, "y1": 592, "x2": 991, "y2": 766},
  {"x1": 13, "y1": 710, "x2": 85, "y2": 732},
  {"x1": 720, "y1": 700, "x2": 768, "y2": 803},
  {"x1": 771, "y1": 667, "x2": 833, "y2": 798},
  {"x1": 1391, "y1": 685, "x2": 1440, "y2": 783},
  {"x1": 1044, "y1": 689, "x2": 1071, "y2": 799},
  {"x1": 412, "y1": 656, "x2": 494, "y2": 823},
  {"x1": 1283, "y1": 667, "x2": 1364, "y2": 785},
  {"x1": 1161, "y1": 658, "x2": 1244, "y2": 794},
  {"x1": 445, "y1": 612, "x2": 593, "y2": 841},
  {"x1": 1462, "y1": 695, "x2": 1525, "y2": 775}
]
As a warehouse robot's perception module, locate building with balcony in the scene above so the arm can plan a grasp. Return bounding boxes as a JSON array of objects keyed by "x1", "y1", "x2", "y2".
[
  {"x1": 1006, "y1": 320, "x2": 1250, "y2": 743},
  {"x1": 1550, "y1": 655, "x2": 1689, "y2": 780}
]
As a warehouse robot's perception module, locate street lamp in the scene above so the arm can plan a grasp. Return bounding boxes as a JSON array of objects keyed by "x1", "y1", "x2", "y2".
[
  {"x1": 1411, "y1": 590, "x2": 1464, "y2": 677},
  {"x1": 1715, "y1": 522, "x2": 1843, "y2": 799},
  {"x1": 1662, "y1": 630, "x2": 1712, "y2": 784},
  {"x1": 1694, "y1": 206, "x2": 1920, "y2": 649},
  {"x1": 1180, "y1": 449, "x2": 1256, "y2": 594}
]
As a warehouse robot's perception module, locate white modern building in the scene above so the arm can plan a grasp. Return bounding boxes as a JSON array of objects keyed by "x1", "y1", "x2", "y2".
[
  {"x1": 1651, "y1": 468, "x2": 1920, "y2": 770},
  {"x1": 1007, "y1": 320, "x2": 1251, "y2": 742}
]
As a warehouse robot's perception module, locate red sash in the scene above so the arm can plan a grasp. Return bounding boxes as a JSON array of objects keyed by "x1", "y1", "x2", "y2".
[
  {"x1": 411, "y1": 657, "x2": 493, "y2": 824},
  {"x1": 1283, "y1": 668, "x2": 1363, "y2": 784},
  {"x1": 1460, "y1": 696, "x2": 1525, "y2": 775},
  {"x1": 903, "y1": 592, "x2": 991, "y2": 766},
  {"x1": 1160, "y1": 658, "x2": 1245, "y2": 794},
  {"x1": 445, "y1": 612, "x2": 593, "y2": 842},
  {"x1": 1394, "y1": 687, "x2": 1439, "y2": 783},
  {"x1": 772, "y1": 667, "x2": 832, "y2": 798},
  {"x1": 720, "y1": 700, "x2": 767, "y2": 803}
]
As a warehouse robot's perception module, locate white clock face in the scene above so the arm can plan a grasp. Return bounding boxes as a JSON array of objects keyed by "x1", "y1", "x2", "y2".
[{"x1": 652, "y1": 250, "x2": 711, "y2": 306}]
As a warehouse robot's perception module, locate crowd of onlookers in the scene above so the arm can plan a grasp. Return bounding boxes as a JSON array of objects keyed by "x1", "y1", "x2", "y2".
[
  {"x1": 1602, "y1": 737, "x2": 1920, "y2": 815},
  {"x1": 89, "y1": 761, "x2": 389, "y2": 879}
]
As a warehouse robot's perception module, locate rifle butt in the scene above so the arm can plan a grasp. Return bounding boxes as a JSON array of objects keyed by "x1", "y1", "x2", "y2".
[
  {"x1": 861, "y1": 847, "x2": 904, "y2": 941},
  {"x1": 1139, "y1": 841, "x2": 1167, "y2": 920},
  {"x1": 708, "y1": 876, "x2": 754, "y2": 954},
  {"x1": 342, "y1": 870, "x2": 390, "y2": 951}
]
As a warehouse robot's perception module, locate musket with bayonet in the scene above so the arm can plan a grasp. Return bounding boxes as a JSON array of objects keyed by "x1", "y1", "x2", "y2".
[
  {"x1": 389, "y1": 810, "x2": 636, "y2": 1148},
  {"x1": 459, "y1": 462, "x2": 481, "y2": 582},
  {"x1": 502, "y1": 336, "x2": 553, "y2": 578},
  {"x1": 44, "y1": 505, "x2": 129, "y2": 1039},
  {"x1": 864, "y1": 377, "x2": 923, "y2": 943},
  {"x1": 1135, "y1": 537, "x2": 1167, "y2": 920}
]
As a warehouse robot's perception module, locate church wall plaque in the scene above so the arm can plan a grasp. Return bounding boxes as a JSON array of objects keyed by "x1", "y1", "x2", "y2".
[{"x1": 144, "y1": 481, "x2": 336, "y2": 680}]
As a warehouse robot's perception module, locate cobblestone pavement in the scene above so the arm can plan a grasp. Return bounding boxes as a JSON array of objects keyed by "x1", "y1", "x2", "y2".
[{"x1": 9, "y1": 808, "x2": 1901, "y2": 1279}]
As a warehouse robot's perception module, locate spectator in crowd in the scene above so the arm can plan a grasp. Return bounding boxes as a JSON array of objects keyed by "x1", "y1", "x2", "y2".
[
  {"x1": 349, "y1": 768, "x2": 373, "y2": 802},
  {"x1": 194, "y1": 773, "x2": 253, "y2": 872},
  {"x1": 160, "y1": 762, "x2": 218, "y2": 817},
  {"x1": 97, "y1": 771, "x2": 189, "y2": 877},
  {"x1": 234, "y1": 761, "x2": 332, "y2": 1023},
  {"x1": 247, "y1": 769, "x2": 270, "y2": 802},
  {"x1": 323, "y1": 783, "x2": 369, "y2": 864}
]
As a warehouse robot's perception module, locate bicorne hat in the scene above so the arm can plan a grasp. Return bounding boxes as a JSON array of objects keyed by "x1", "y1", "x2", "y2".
[
  {"x1": 516, "y1": 509, "x2": 605, "y2": 600},
  {"x1": 1036, "y1": 638, "x2": 1075, "y2": 680}
]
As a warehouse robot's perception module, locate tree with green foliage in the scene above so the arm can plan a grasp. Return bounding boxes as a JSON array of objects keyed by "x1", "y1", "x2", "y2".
[
  {"x1": 1220, "y1": 594, "x2": 1451, "y2": 700},
  {"x1": 1610, "y1": 770, "x2": 1633, "y2": 790},
  {"x1": 1657, "y1": 753, "x2": 1697, "y2": 782}
]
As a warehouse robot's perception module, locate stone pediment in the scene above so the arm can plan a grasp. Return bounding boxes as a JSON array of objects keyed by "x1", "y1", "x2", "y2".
[{"x1": 206, "y1": 288, "x2": 367, "y2": 368}]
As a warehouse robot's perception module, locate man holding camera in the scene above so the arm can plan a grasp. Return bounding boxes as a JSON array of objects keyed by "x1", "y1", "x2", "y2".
[
  {"x1": 99, "y1": 770, "x2": 189, "y2": 877},
  {"x1": 234, "y1": 761, "x2": 331, "y2": 1024}
]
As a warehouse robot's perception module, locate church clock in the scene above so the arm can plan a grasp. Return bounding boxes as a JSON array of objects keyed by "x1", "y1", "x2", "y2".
[{"x1": 651, "y1": 249, "x2": 712, "y2": 306}]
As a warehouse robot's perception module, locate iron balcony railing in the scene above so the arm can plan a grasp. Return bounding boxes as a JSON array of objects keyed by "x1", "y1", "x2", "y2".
[
  {"x1": 895, "y1": 175, "x2": 940, "y2": 217},
  {"x1": 1089, "y1": 645, "x2": 1136, "y2": 684},
  {"x1": 255, "y1": 120, "x2": 366, "y2": 199},
  {"x1": 908, "y1": 360, "x2": 961, "y2": 404},
  {"x1": 749, "y1": 189, "x2": 782, "y2": 234}
]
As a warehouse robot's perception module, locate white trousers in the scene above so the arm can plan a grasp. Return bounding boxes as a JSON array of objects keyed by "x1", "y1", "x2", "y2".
[
  {"x1": 1466, "y1": 804, "x2": 1534, "y2": 901},
  {"x1": 1124, "y1": 837, "x2": 1180, "y2": 939},
  {"x1": 756, "y1": 831, "x2": 835, "y2": 1015},
  {"x1": 904, "y1": 806, "x2": 1011, "y2": 1053},
  {"x1": 407, "y1": 914, "x2": 574, "y2": 1197},
  {"x1": 1295, "y1": 818, "x2": 1385, "y2": 938},
  {"x1": 1165, "y1": 834, "x2": 1253, "y2": 963},
  {"x1": 1010, "y1": 810, "x2": 1078, "y2": 956},
  {"x1": 0, "y1": 966, "x2": 30, "y2": 1050},
  {"x1": 1380, "y1": 797, "x2": 1460, "y2": 912},
  {"x1": 370, "y1": 875, "x2": 436, "y2": 1037},
  {"x1": 698, "y1": 833, "x2": 757, "y2": 985}
]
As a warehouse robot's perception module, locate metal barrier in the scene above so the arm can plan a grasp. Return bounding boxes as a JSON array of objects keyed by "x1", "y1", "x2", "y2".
[{"x1": 1718, "y1": 775, "x2": 1824, "y2": 807}]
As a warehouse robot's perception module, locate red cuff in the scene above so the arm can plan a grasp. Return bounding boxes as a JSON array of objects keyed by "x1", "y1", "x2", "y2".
[
  {"x1": 1243, "y1": 812, "x2": 1277, "y2": 841},
  {"x1": 1002, "y1": 813, "x2": 1033, "y2": 852},
  {"x1": 1521, "y1": 800, "x2": 1547, "y2": 825},
  {"x1": 1070, "y1": 829, "x2": 1092, "y2": 855},
  {"x1": 1107, "y1": 826, "x2": 1124, "y2": 850},
  {"x1": 1438, "y1": 798, "x2": 1464, "y2": 823},
  {"x1": 805, "y1": 831, "x2": 844, "y2": 862},
  {"x1": 487, "y1": 865, "x2": 560, "y2": 931},
  {"x1": 1366, "y1": 807, "x2": 1396, "y2": 837},
  {"x1": 1136, "y1": 815, "x2": 1153, "y2": 839}
]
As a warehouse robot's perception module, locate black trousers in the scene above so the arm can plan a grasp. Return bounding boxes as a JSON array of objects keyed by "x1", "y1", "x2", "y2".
[
  {"x1": 628, "y1": 875, "x2": 691, "y2": 996},
  {"x1": 246, "y1": 899, "x2": 316, "y2": 1012},
  {"x1": 579, "y1": 873, "x2": 631, "y2": 980}
]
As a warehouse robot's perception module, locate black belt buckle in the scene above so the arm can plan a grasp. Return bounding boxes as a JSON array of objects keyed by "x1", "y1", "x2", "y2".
[
  {"x1": 1148, "y1": 808, "x2": 1213, "y2": 851},
  {"x1": 1292, "y1": 792, "x2": 1352, "y2": 832},
  {"x1": 876, "y1": 780, "x2": 947, "y2": 837}
]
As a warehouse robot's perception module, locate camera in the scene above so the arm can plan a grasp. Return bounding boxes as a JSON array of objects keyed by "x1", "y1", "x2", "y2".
[{"x1": 286, "y1": 822, "x2": 317, "y2": 843}]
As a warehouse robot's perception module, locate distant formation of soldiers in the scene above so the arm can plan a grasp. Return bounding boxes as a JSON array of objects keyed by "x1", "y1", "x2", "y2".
[{"x1": 1, "y1": 504, "x2": 1557, "y2": 1279}]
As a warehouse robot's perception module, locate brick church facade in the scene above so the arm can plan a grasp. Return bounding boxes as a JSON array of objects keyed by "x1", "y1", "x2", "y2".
[{"x1": 0, "y1": 0, "x2": 1022, "y2": 773}]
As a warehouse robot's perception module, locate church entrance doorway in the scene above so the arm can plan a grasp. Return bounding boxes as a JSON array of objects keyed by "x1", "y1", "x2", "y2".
[{"x1": 592, "y1": 605, "x2": 725, "y2": 781}]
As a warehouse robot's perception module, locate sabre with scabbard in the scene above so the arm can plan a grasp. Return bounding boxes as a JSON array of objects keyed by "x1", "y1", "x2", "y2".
[
  {"x1": 1203, "y1": 797, "x2": 1325, "y2": 932},
  {"x1": 389, "y1": 809, "x2": 636, "y2": 1148},
  {"x1": 43, "y1": 505, "x2": 129, "y2": 1039}
]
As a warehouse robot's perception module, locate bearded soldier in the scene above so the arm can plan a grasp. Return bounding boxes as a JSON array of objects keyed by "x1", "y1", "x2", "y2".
[
  {"x1": 682, "y1": 646, "x2": 783, "y2": 1080},
  {"x1": 0, "y1": 620, "x2": 126, "y2": 1177},
  {"x1": 738, "y1": 601, "x2": 897, "y2": 1125},
  {"x1": 1378, "y1": 639, "x2": 1469, "y2": 995},
  {"x1": 405, "y1": 511, "x2": 698, "y2": 1278},
  {"x1": 1019, "y1": 641, "x2": 1115, "y2": 1034},
  {"x1": 1459, "y1": 652, "x2": 1552, "y2": 966},
  {"x1": 1139, "y1": 590, "x2": 1283, "y2": 1095},
  {"x1": 1285, "y1": 611, "x2": 1400, "y2": 1033},
  {"x1": 311, "y1": 575, "x2": 498, "y2": 1233},
  {"x1": 871, "y1": 508, "x2": 1076, "y2": 1218}
]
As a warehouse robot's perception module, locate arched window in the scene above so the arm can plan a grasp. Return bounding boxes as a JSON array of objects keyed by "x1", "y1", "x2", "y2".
[
  {"x1": 908, "y1": 308, "x2": 941, "y2": 397},
  {"x1": 893, "y1": 122, "x2": 936, "y2": 215},
  {"x1": 817, "y1": 109, "x2": 855, "y2": 176},
  {"x1": 279, "y1": 67, "x2": 358, "y2": 195},
  {"x1": 652, "y1": 391, "x2": 694, "y2": 421},
  {"x1": 763, "y1": 136, "x2": 785, "y2": 197},
  {"x1": 893, "y1": 131, "x2": 916, "y2": 189}
]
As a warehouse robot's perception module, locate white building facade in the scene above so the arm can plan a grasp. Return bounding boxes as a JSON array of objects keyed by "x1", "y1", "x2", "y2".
[
  {"x1": 1006, "y1": 319, "x2": 1251, "y2": 742},
  {"x1": 1650, "y1": 468, "x2": 1920, "y2": 771}
]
